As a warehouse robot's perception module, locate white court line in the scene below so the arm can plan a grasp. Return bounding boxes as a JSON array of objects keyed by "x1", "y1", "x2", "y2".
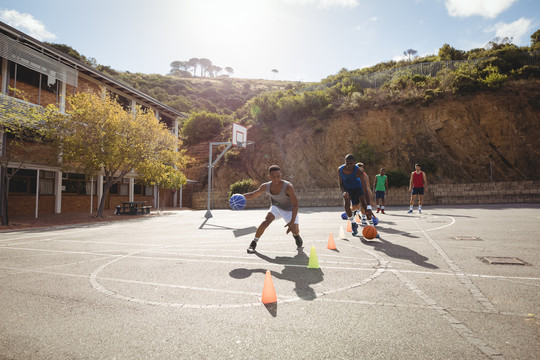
[
  {"x1": 1, "y1": 244, "x2": 539, "y2": 282},
  {"x1": 390, "y1": 267, "x2": 504, "y2": 359},
  {"x1": 414, "y1": 217, "x2": 498, "y2": 313},
  {"x1": 396, "y1": 215, "x2": 505, "y2": 359}
]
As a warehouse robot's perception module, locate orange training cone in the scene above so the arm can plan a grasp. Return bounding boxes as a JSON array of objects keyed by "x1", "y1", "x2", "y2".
[
  {"x1": 327, "y1": 233, "x2": 336, "y2": 250},
  {"x1": 346, "y1": 221, "x2": 352, "y2": 232},
  {"x1": 261, "y1": 270, "x2": 277, "y2": 304},
  {"x1": 355, "y1": 213, "x2": 361, "y2": 223}
]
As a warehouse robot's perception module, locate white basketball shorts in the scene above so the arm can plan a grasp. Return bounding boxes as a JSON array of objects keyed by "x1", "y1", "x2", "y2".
[{"x1": 269, "y1": 205, "x2": 299, "y2": 224}]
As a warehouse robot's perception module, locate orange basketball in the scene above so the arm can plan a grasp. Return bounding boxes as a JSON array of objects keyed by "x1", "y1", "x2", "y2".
[{"x1": 362, "y1": 225, "x2": 377, "y2": 239}]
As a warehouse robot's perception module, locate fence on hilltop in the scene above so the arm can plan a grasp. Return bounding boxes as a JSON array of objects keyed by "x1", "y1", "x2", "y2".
[{"x1": 302, "y1": 51, "x2": 540, "y2": 92}]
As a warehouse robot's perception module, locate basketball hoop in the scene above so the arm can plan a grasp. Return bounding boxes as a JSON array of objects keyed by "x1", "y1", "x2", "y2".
[
  {"x1": 205, "y1": 124, "x2": 254, "y2": 218},
  {"x1": 232, "y1": 123, "x2": 247, "y2": 147}
]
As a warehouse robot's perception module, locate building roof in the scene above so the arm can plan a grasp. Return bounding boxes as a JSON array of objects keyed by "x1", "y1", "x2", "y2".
[{"x1": 0, "y1": 21, "x2": 186, "y2": 120}]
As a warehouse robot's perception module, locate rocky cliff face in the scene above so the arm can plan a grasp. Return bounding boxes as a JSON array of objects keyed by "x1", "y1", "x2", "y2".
[{"x1": 189, "y1": 80, "x2": 540, "y2": 191}]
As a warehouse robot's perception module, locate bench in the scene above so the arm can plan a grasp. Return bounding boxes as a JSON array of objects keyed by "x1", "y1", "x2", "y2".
[{"x1": 116, "y1": 202, "x2": 151, "y2": 215}]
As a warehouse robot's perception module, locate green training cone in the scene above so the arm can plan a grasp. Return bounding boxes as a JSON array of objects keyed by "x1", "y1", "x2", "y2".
[{"x1": 307, "y1": 246, "x2": 320, "y2": 269}]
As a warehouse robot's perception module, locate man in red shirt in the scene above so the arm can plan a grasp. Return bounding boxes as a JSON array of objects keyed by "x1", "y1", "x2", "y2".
[{"x1": 408, "y1": 164, "x2": 428, "y2": 214}]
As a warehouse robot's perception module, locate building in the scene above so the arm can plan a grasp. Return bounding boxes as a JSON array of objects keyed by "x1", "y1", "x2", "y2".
[{"x1": 0, "y1": 21, "x2": 188, "y2": 218}]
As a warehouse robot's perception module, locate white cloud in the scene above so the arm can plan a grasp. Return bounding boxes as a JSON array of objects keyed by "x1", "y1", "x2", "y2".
[
  {"x1": 485, "y1": 17, "x2": 533, "y2": 44},
  {"x1": 0, "y1": 9, "x2": 56, "y2": 41},
  {"x1": 445, "y1": 0, "x2": 517, "y2": 19},
  {"x1": 284, "y1": 0, "x2": 359, "y2": 9}
]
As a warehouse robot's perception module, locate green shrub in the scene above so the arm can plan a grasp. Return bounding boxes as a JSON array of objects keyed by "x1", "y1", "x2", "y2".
[
  {"x1": 411, "y1": 74, "x2": 427, "y2": 83},
  {"x1": 512, "y1": 65, "x2": 540, "y2": 79},
  {"x1": 481, "y1": 65, "x2": 508, "y2": 88},
  {"x1": 353, "y1": 140, "x2": 383, "y2": 167},
  {"x1": 422, "y1": 94, "x2": 434, "y2": 106},
  {"x1": 450, "y1": 63, "x2": 483, "y2": 95},
  {"x1": 224, "y1": 149, "x2": 240, "y2": 162},
  {"x1": 182, "y1": 110, "x2": 225, "y2": 145},
  {"x1": 386, "y1": 169, "x2": 410, "y2": 188},
  {"x1": 419, "y1": 158, "x2": 439, "y2": 174},
  {"x1": 229, "y1": 179, "x2": 255, "y2": 198}
]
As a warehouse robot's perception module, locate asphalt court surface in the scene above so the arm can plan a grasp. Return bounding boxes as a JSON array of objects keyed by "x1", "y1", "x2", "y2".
[{"x1": 0, "y1": 204, "x2": 539, "y2": 359}]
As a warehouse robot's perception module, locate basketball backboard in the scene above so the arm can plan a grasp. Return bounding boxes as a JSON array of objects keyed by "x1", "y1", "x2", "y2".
[{"x1": 232, "y1": 123, "x2": 247, "y2": 147}]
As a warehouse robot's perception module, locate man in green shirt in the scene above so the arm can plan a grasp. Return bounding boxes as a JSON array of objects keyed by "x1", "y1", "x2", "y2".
[{"x1": 374, "y1": 168, "x2": 388, "y2": 214}]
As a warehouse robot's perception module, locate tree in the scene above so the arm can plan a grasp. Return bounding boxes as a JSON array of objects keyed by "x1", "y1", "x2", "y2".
[
  {"x1": 170, "y1": 61, "x2": 182, "y2": 72},
  {"x1": 181, "y1": 110, "x2": 225, "y2": 145},
  {"x1": 47, "y1": 89, "x2": 186, "y2": 217},
  {"x1": 438, "y1": 44, "x2": 465, "y2": 61},
  {"x1": 531, "y1": 29, "x2": 540, "y2": 50},
  {"x1": 485, "y1": 37, "x2": 513, "y2": 50},
  {"x1": 403, "y1": 49, "x2": 418, "y2": 61},
  {"x1": 199, "y1": 58, "x2": 213, "y2": 77},
  {"x1": 169, "y1": 61, "x2": 191, "y2": 77},
  {"x1": 272, "y1": 69, "x2": 278, "y2": 80},
  {"x1": 188, "y1": 58, "x2": 200, "y2": 77},
  {"x1": 0, "y1": 89, "x2": 53, "y2": 225},
  {"x1": 212, "y1": 65, "x2": 223, "y2": 77},
  {"x1": 225, "y1": 67, "x2": 234, "y2": 77}
]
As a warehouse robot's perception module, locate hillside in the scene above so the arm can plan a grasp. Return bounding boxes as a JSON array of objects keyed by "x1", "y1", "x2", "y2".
[
  {"x1": 47, "y1": 40, "x2": 539, "y2": 191},
  {"x1": 185, "y1": 79, "x2": 540, "y2": 191},
  {"x1": 114, "y1": 72, "x2": 310, "y2": 115}
]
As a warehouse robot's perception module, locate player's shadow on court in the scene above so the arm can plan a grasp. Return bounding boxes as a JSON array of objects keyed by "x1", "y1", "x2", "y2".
[
  {"x1": 199, "y1": 218, "x2": 257, "y2": 238},
  {"x1": 229, "y1": 249, "x2": 324, "y2": 302},
  {"x1": 361, "y1": 237, "x2": 438, "y2": 269},
  {"x1": 429, "y1": 213, "x2": 475, "y2": 218},
  {"x1": 374, "y1": 226, "x2": 420, "y2": 239}
]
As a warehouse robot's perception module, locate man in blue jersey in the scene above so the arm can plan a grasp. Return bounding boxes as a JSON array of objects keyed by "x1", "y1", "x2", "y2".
[{"x1": 338, "y1": 154, "x2": 373, "y2": 236}]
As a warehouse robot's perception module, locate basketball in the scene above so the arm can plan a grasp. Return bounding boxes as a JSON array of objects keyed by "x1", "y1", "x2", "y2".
[
  {"x1": 229, "y1": 193, "x2": 246, "y2": 210},
  {"x1": 362, "y1": 225, "x2": 377, "y2": 239},
  {"x1": 341, "y1": 212, "x2": 348, "y2": 220},
  {"x1": 372, "y1": 215, "x2": 379, "y2": 225}
]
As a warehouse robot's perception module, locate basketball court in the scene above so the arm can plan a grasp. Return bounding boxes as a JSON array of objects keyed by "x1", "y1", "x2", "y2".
[{"x1": 0, "y1": 204, "x2": 538, "y2": 359}]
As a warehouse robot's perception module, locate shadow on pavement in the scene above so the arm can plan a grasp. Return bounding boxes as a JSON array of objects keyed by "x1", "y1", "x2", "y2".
[
  {"x1": 199, "y1": 218, "x2": 257, "y2": 238},
  {"x1": 229, "y1": 248, "x2": 324, "y2": 302},
  {"x1": 361, "y1": 237, "x2": 438, "y2": 269},
  {"x1": 374, "y1": 225, "x2": 420, "y2": 239}
]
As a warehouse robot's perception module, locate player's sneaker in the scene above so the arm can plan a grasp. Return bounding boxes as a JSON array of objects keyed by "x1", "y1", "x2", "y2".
[
  {"x1": 361, "y1": 219, "x2": 367, "y2": 226},
  {"x1": 407, "y1": 209, "x2": 413, "y2": 214},
  {"x1": 351, "y1": 222, "x2": 359, "y2": 236},
  {"x1": 294, "y1": 235, "x2": 303, "y2": 248},
  {"x1": 247, "y1": 241, "x2": 257, "y2": 253},
  {"x1": 376, "y1": 208, "x2": 380, "y2": 213},
  {"x1": 381, "y1": 209, "x2": 385, "y2": 214},
  {"x1": 418, "y1": 209, "x2": 422, "y2": 214}
]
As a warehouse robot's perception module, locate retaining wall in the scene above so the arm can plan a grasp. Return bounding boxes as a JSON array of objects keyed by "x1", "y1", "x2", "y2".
[{"x1": 192, "y1": 180, "x2": 540, "y2": 210}]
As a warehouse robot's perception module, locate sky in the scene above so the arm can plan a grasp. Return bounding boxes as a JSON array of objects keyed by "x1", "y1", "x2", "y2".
[{"x1": 0, "y1": 0, "x2": 538, "y2": 82}]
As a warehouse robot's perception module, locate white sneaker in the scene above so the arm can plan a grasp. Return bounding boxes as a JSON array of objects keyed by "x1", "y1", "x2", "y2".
[{"x1": 418, "y1": 209, "x2": 422, "y2": 214}]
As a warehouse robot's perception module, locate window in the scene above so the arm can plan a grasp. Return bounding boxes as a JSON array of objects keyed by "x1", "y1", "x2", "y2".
[
  {"x1": 7, "y1": 62, "x2": 59, "y2": 106},
  {"x1": 108, "y1": 91, "x2": 132, "y2": 112},
  {"x1": 9, "y1": 169, "x2": 37, "y2": 194},
  {"x1": 134, "y1": 183, "x2": 153, "y2": 196},
  {"x1": 40, "y1": 171, "x2": 55, "y2": 195},
  {"x1": 62, "y1": 172, "x2": 93, "y2": 195},
  {"x1": 8, "y1": 169, "x2": 37, "y2": 194}
]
